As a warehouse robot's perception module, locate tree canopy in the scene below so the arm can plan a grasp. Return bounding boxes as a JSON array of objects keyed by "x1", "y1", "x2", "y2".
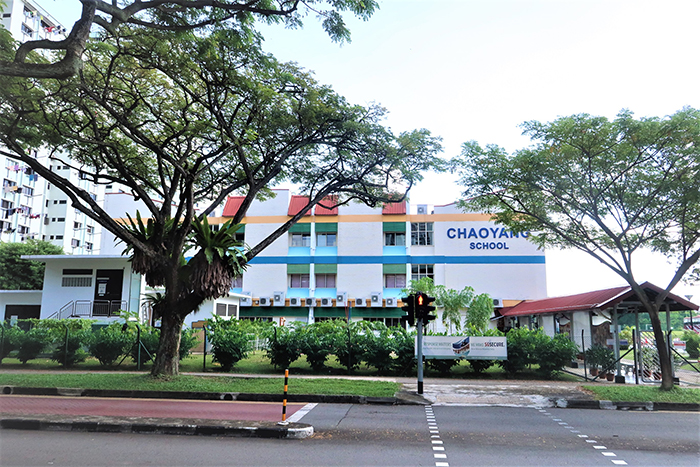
[
  {"x1": 0, "y1": 25, "x2": 443, "y2": 375},
  {"x1": 455, "y1": 108, "x2": 700, "y2": 389},
  {"x1": 0, "y1": 240, "x2": 64, "y2": 290},
  {"x1": 0, "y1": 0, "x2": 378, "y2": 79}
]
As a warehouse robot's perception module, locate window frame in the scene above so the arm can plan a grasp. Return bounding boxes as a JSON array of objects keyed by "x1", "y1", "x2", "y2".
[
  {"x1": 289, "y1": 273, "x2": 310, "y2": 288},
  {"x1": 411, "y1": 222, "x2": 434, "y2": 246},
  {"x1": 411, "y1": 264, "x2": 434, "y2": 281},
  {"x1": 315, "y1": 273, "x2": 336, "y2": 288},
  {"x1": 384, "y1": 273, "x2": 406, "y2": 289}
]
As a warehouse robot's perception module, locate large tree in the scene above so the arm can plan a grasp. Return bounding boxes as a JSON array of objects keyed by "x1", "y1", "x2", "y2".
[
  {"x1": 0, "y1": 240, "x2": 64, "y2": 290},
  {"x1": 0, "y1": 26, "x2": 443, "y2": 376},
  {"x1": 456, "y1": 108, "x2": 700, "y2": 390},
  {"x1": 0, "y1": 0, "x2": 377, "y2": 79}
]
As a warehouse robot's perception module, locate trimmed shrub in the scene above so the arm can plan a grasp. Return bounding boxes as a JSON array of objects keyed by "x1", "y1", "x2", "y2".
[
  {"x1": 0, "y1": 325, "x2": 24, "y2": 364},
  {"x1": 534, "y1": 333, "x2": 579, "y2": 377},
  {"x1": 360, "y1": 321, "x2": 395, "y2": 375},
  {"x1": 16, "y1": 327, "x2": 52, "y2": 364},
  {"x1": 207, "y1": 317, "x2": 252, "y2": 372},
  {"x1": 51, "y1": 330, "x2": 89, "y2": 367},
  {"x1": 683, "y1": 331, "x2": 700, "y2": 359},
  {"x1": 298, "y1": 320, "x2": 337, "y2": 372},
  {"x1": 128, "y1": 327, "x2": 160, "y2": 366},
  {"x1": 87, "y1": 324, "x2": 131, "y2": 366},
  {"x1": 332, "y1": 321, "x2": 366, "y2": 372},
  {"x1": 264, "y1": 323, "x2": 302, "y2": 369},
  {"x1": 499, "y1": 328, "x2": 547, "y2": 375},
  {"x1": 390, "y1": 327, "x2": 416, "y2": 376},
  {"x1": 179, "y1": 328, "x2": 200, "y2": 361}
]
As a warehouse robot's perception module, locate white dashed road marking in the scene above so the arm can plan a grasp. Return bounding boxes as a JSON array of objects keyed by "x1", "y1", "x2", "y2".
[
  {"x1": 426, "y1": 405, "x2": 449, "y2": 467},
  {"x1": 540, "y1": 409, "x2": 629, "y2": 465}
]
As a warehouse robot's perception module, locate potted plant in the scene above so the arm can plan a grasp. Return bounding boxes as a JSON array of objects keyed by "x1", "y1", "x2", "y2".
[{"x1": 585, "y1": 345, "x2": 614, "y2": 378}]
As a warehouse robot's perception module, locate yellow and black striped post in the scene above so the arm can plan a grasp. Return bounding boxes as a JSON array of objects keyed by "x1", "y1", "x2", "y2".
[{"x1": 280, "y1": 368, "x2": 289, "y2": 424}]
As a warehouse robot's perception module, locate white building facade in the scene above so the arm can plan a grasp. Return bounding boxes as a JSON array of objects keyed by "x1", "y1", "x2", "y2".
[{"x1": 220, "y1": 190, "x2": 547, "y2": 330}]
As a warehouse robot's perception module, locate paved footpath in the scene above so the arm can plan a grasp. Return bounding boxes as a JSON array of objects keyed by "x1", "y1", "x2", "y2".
[{"x1": 0, "y1": 395, "x2": 305, "y2": 421}]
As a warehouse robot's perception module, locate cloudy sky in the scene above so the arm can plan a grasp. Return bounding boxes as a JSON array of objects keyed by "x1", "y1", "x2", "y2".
[{"x1": 50, "y1": 0, "x2": 700, "y2": 302}]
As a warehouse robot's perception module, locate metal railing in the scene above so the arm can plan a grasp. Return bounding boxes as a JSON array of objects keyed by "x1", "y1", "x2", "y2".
[{"x1": 47, "y1": 300, "x2": 126, "y2": 319}]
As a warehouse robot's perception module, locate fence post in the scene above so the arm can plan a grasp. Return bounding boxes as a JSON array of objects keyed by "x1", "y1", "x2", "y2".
[
  {"x1": 202, "y1": 326, "x2": 207, "y2": 372},
  {"x1": 64, "y1": 324, "x2": 69, "y2": 367}
]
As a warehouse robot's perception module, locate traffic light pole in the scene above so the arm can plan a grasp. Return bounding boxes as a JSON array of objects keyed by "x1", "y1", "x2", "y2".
[{"x1": 416, "y1": 319, "x2": 424, "y2": 394}]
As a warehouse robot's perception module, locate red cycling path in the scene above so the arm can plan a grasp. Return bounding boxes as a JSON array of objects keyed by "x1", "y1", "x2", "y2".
[{"x1": 0, "y1": 395, "x2": 305, "y2": 422}]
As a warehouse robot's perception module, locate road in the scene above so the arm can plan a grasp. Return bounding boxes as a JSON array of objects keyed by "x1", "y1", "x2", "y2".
[{"x1": 0, "y1": 404, "x2": 697, "y2": 466}]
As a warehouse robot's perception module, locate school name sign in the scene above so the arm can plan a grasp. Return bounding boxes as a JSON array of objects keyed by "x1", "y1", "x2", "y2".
[{"x1": 417, "y1": 336, "x2": 508, "y2": 360}]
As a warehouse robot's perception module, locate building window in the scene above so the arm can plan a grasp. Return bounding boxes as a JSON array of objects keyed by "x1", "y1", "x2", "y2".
[
  {"x1": 71, "y1": 239, "x2": 80, "y2": 248},
  {"x1": 86, "y1": 225, "x2": 94, "y2": 234},
  {"x1": 363, "y1": 317, "x2": 402, "y2": 327},
  {"x1": 55, "y1": 235, "x2": 63, "y2": 240},
  {"x1": 231, "y1": 275, "x2": 243, "y2": 288},
  {"x1": 290, "y1": 233, "x2": 311, "y2": 247},
  {"x1": 384, "y1": 232, "x2": 406, "y2": 246},
  {"x1": 62, "y1": 277, "x2": 92, "y2": 287},
  {"x1": 215, "y1": 303, "x2": 237, "y2": 317},
  {"x1": 74, "y1": 221, "x2": 82, "y2": 230},
  {"x1": 57, "y1": 217, "x2": 65, "y2": 222},
  {"x1": 315, "y1": 274, "x2": 336, "y2": 288},
  {"x1": 22, "y1": 186, "x2": 33, "y2": 196},
  {"x1": 85, "y1": 242, "x2": 93, "y2": 251},
  {"x1": 411, "y1": 222, "x2": 433, "y2": 246},
  {"x1": 384, "y1": 274, "x2": 406, "y2": 289},
  {"x1": 411, "y1": 264, "x2": 434, "y2": 281},
  {"x1": 316, "y1": 233, "x2": 337, "y2": 247},
  {"x1": 234, "y1": 231, "x2": 244, "y2": 243},
  {"x1": 289, "y1": 274, "x2": 310, "y2": 288},
  {"x1": 58, "y1": 200, "x2": 67, "y2": 204}
]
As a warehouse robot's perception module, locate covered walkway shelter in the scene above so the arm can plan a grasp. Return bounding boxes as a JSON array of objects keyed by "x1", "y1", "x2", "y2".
[{"x1": 495, "y1": 282, "x2": 698, "y2": 383}]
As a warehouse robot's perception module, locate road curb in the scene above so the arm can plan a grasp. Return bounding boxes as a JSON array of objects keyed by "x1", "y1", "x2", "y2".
[
  {"x1": 0, "y1": 414, "x2": 314, "y2": 439},
  {"x1": 552, "y1": 398, "x2": 699, "y2": 411}
]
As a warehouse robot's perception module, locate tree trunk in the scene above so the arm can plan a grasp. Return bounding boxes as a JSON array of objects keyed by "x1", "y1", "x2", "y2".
[
  {"x1": 151, "y1": 310, "x2": 185, "y2": 376},
  {"x1": 647, "y1": 307, "x2": 674, "y2": 390}
]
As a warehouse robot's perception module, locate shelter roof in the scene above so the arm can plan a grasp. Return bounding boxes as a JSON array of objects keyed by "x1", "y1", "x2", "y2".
[
  {"x1": 315, "y1": 195, "x2": 338, "y2": 215},
  {"x1": 500, "y1": 282, "x2": 698, "y2": 317}
]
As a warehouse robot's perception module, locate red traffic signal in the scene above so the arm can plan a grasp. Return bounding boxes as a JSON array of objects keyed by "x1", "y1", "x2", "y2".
[{"x1": 416, "y1": 292, "x2": 436, "y2": 324}]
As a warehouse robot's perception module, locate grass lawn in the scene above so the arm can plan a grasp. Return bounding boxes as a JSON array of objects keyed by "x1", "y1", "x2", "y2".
[
  {"x1": 0, "y1": 372, "x2": 401, "y2": 398},
  {"x1": 583, "y1": 385, "x2": 700, "y2": 404}
]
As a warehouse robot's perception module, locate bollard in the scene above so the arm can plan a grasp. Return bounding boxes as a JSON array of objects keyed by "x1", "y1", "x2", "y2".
[{"x1": 278, "y1": 368, "x2": 289, "y2": 425}]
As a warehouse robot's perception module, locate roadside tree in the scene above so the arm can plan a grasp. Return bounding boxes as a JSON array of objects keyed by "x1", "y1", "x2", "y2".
[
  {"x1": 0, "y1": 0, "x2": 378, "y2": 79},
  {"x1": 0, "y1": 27, "x2": 443, "y2": 377},
  {"x1": 456, "y1": 108, "x2": 700, "y2": 390},
  {"x1": 0, "y1": 240, "x2": 64, "y2": 290}
]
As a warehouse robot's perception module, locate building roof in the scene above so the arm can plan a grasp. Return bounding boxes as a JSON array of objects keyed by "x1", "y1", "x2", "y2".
[
  {"x1": 501, "y1": 282, "x2": 698, "y2": 317},
  {"x1": 382, "y1": 200, "x2": 406, "y2": 215},
  {"x1": 288, "y1": 195, "x2": 312, "y2": 217},
  {"x1": 222, "y1": 196, "x2": 244, "y2": 217},
  {"x1": 314, "y1": 195, "x2": 338, "y2": 216}
]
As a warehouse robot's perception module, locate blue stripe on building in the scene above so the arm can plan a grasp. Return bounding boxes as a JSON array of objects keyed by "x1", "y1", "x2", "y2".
[{"x1": 248, "y1": 255, "x2": 546, "y2": 265}]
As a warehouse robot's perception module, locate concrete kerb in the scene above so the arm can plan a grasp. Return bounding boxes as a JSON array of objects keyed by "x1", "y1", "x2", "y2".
[
  {"x1": 0, "y1": 414, "x2": 314, "y2": 439},
  {"x1": 552, "y1": 398, "x2": 698, "y2": 411}
]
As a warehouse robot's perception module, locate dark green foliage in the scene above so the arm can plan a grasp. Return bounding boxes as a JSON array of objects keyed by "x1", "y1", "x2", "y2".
[
  {"x1": 15, "y1": 327, "x2": 52, "y2": 364},
  {"x1": 86, "y1": 324, "x2": 131, "y2": 366},
  {"x1": 683, "y1": 331, "x2": 700, "y2": 359},
  {"x1": 499, "y1": 327, "x2": 548, "y2": 375},
  {"x1": 427, "y1": 358, "x2": 459, "y2": 375},
  {"x1": 469, "y1": 359, "x2": 494, "y2": 374},
  {"x1": 0, "y1": 325, "x2": 24, "y2": 363},
  {"x1": 585, "y1": 345, "x2": 615, "y2": 372},
  {"x1": 51, "y1": 330, "x2": 88, "y2": 367},
  {"x1": 359, "y1": 321, "x2": 395, "y2": 375},
  {"x1": 297, "y1": 320, "x2": 337, "y2": 371},
  {"x1": 332, "y1": 321, "x2": 366, "y2": 372},
  {"x1": 0, "y1": 240, "x2": 63, "y2": 290},
  {"x1": 179, "y1": 328, "x2": 200, "y2": 361},
  {"x1": 534, "y1": 333, "x2": 579, "y2": 377},
  {"x1": 264, "y1": 324, "x2": 302, "y2": 369},
  {"x1": 390, "y1": 327, "x2": 417, "y2": 376},
  {"x1": 128, "y1": 328, "x2": 160, "y2": 366},
  {"x1": 206, "y1": 318, "x2": 252, "y2": 372}
]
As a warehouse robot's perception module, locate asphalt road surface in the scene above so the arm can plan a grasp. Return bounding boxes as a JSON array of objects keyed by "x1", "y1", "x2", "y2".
[{"x1": 1, "y1": 404, "x2": 697, "y2": 466}]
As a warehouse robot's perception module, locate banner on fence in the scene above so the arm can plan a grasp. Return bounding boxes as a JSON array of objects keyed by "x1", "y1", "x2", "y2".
[{"x1": 416, "y1": 336, "x2": 508, "y2": 360}]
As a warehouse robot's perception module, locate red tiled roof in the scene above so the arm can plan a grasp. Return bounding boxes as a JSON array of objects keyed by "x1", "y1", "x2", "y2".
[
  {"x1": 315, "y1": 195, "x2": 338, "y2": 215},
  {"x1": 222, "y1": 196, "x2": 244, "y2": 217},
  {"x1": 288, "y1": 195, "x2": 312, "y2": 217},
  {"x1": 501, "y1": 282, "x2": 698, "y2": 317},
  {"x1": 382, "y1": 200, "x2": 406, "y2": 215}
]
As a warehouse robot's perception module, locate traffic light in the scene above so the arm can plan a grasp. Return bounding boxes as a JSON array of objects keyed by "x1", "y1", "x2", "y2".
[
  {"x1": 416, "y1": 292, "x2": 437, "y2": 325},
  {"x1": 400, "y1": 294, "x2": 415, "y2": 327}
]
